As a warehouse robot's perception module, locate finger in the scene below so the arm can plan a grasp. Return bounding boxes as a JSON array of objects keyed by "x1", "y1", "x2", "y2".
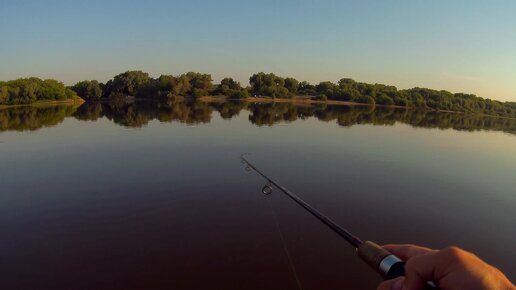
[
  {"x1": 382, "y1": 244, "x2": 434, "y2": 260},
  {"x1": 377, "y1": 277, "x2": 404, "y2": 290},
  {"x1": 403, "y1": 250, "x2": 451, "y2": 290}
]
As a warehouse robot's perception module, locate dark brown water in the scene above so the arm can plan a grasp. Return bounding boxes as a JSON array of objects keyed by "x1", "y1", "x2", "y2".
[{"x1": 1, "y1": 101, "x2": 515, "y2": 289}]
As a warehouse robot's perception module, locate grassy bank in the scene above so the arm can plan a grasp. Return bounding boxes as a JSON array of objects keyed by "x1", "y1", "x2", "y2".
[
  {"x1": 196, "y1": 95, "x2": 516, "y2": 119},
  {"x1": 0, "y1": 98, "x2": 84, "y2": 109}
]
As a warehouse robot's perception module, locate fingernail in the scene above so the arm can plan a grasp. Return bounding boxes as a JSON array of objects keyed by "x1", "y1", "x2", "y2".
[{"x1": 392, "y1": 278, "x2": 404, "y2": 290}]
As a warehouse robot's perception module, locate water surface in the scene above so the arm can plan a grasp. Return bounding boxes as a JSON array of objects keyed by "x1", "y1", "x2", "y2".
[{"x1": 1, "y1": 101, "x2": 515, "y2": 289}]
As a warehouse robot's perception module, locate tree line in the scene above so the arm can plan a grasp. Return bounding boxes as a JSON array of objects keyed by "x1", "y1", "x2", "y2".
[
  {"x1": 70, "y1": 71, "x2": 249, "y2": 101},
  {"x1": 2, "y1": 71, "x2": 515, "y2": 118},
  {"x1": 246, "y1": 73, "x2": 516, "y2": 118}
]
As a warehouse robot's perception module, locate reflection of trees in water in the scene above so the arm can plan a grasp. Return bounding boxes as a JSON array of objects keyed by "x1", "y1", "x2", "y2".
[
  {"x1": 73, "y1": 100, "x2": 213, "y2": 127},
  {"x1": 1, "y1": 101, "x2": 515, "y2": 134},
  {"x1": 211, "y1": 101, "x2": 248, "y2": 119},
  {"x1": 156, "y1": 100, "x2": 213, "y2": 125},
  {"x1": 247, "y1": 103, "x2": 323, "y2": 125},
  {"x1": 248, "y1": 103, "x2": 516, "y2": 134},
  {"x1": 0, "y1": 105, "x2": 78, "y2": 132},
  {"x1": 409, "y1": 111, "x2": 516, "y2": 133},
  {"x1": 74, "y1": 102, "x2": 103, "y2": 121},
  {"x1": 247, "y1": 103, "x2": 395, "y2": 126}
]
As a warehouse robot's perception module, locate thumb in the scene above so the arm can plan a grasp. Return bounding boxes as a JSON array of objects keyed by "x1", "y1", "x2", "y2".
[{"x1": 377, "y1": 277, "x2": 405, "y2": 290}]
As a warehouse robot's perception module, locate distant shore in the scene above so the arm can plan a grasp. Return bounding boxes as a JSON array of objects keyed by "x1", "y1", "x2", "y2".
[
  {"x1": 194, "y1": 95, "x2": 516, "y2": 119},
  {"x1": 2, "y1": 95, "x2": 515, "y2": 120},
  {"x1": 198, "y1": 95, "x2": 441, "y2": 110},
  {"x1": 0, "y1": 98, "x2": 84, "y2": 109}
]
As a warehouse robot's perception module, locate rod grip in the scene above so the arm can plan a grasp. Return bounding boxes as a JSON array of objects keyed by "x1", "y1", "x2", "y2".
[
  {"x1": 357, "y1": 241, "x2": 391, "y2": 273},
  {"x1": 358, "y1": 241, "x2": 438, "y2": 289}
]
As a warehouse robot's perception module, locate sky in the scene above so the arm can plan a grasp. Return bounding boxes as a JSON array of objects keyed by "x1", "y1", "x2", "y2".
[{"x1": 1, "y1": 0, "x2": 515, "y2": 101}]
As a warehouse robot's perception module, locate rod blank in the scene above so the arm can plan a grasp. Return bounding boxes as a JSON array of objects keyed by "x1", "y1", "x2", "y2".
[{"x1": 241, "y1": 155, "x2": 363, "y2": 248}]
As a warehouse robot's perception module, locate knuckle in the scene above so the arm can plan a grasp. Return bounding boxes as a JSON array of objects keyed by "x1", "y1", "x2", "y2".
[{"x1": 442, "y1": 246, "x2": 467, "y2": 263}]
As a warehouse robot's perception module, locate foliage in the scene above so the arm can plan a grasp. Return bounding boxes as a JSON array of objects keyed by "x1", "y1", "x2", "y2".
[
  {"x1": 376, "y1": 94, "x2": 395, "y2": 106},
  {"x1": 101, "y1": 71, "x2": 214, "y2": 99},
  {"x1": 213, "y1": 77, "x2": 249, "y2": 99},
  {"x1": 71, "y1": 80, "x2": 103, "y2": 101},
  {"x1": 298, "y1": 81, "x2": 317, "y2": 96},
  {"x1": 313, "y1": 94, "x2": 328, "y2": 101},
  {"x1": 0, "y1": 77, "x2": 78, "y2": 105},
  {"x1": 249, "y1": 72, "x2": 291, "y2": 98},
  {"x1": 356, "y1": 95, "x2": 375, "y2": 105},
  {"x1": 284, "y1": 77, "x2": 299, "y2": 95},
  {"x1": 103, "y1": 71, "x2": 152, "y2": 98},
  {"x1": 247, "y1": 73, "x2": 515, "y2": 117}
]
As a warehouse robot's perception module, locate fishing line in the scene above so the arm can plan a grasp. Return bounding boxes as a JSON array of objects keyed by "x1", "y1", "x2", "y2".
[{"x1": 262, "y1": 195, "x2": 304, "y2": 290}]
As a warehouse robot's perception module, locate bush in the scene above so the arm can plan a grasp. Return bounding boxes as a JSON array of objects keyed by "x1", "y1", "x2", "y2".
[
  {"x1": 356, "y1": 96, "x2": 375, "y2": 105},
  {"x1": 228, "y1": 89, "x2": 249, "y2": 99},
  {"x1": 376, "y1": 94, "x2": 395, "y2": 106},
  {"x1": 0, "y1": 78, "x2": 78, "y2": 105},
  {"x1": 71, "y1": 80, "x2": 103, "y2": 101},
  {"x1": 313, "y1": 94, "x2": 328, "y2": 101},
  {"x1": 192, "y1": 88, "x2": 207, "y2": 98},
  {"x1": 393, "y1": 97, "x2": 410, "y2": 107}
]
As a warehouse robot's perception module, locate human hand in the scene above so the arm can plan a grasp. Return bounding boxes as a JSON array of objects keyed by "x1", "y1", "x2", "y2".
[{"x1": 376, "y1": 244, "x2": 514, "y2": 290}]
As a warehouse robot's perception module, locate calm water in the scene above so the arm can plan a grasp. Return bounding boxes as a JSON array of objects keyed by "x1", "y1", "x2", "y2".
[{"x1": 1, "y1": 101, "x2": 515, "y2": 289}]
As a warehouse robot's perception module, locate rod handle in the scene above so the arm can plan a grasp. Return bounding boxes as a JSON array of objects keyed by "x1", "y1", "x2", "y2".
[{"x1": 358, "y1": 241, "x2": 438, "y2": 289}]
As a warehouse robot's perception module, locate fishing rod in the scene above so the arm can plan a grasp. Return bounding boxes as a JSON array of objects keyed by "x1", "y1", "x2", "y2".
[{"x1": 241, "y1": 154, "x2": 437, "y2": 289}]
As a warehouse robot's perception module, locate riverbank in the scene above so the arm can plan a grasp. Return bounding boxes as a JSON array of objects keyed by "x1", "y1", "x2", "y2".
[
  {"x1": 196, "y1": 95, "x2": 516, "y2": 120},
  {"x1": 197, "y1": 95, "x2": 410, "y2": 108},
  {"x1": 0, "y1": 98, "x2": 85, "y2": 109},
  {"x1": 2, "y1": 95, "x2": 514, "y2": 120}
]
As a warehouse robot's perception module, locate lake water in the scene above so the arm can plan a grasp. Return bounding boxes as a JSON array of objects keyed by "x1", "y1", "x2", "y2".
[{"x1": 1, "y1": 101, "x2": 515, "y2": 289}]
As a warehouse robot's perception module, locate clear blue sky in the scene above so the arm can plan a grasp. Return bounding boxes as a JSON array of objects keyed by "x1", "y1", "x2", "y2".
[{"x1": 1, "y1": 0, "x2": 515, "y2": 101}]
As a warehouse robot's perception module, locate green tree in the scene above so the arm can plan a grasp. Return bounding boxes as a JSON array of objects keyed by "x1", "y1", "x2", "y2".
[
  {"x1": 284, "y1": 77, "x2": 299, "y2": 95},
  {"x1": 315, "y1": 81, "x2": 339, "y2": 98},
  {"x1": 104, "y1": 71, "x2": 152, "y2": 97},
  {"x1": 71, "y1": 80, "x2": 103, "y2": 101},
  {"x1": 185, "y1": 72, "x2": 213, "y2": 97},
  {"x1": 214, "y1": 77, "x2": 248, "y2": 98},
  {"x1": 376, "y1": 94, "x2": 395, "y2": 106},
  {"x1": 249, "y1": 72, "x2": 290, "y2": 98},
  {"x1": 298, "y1": 81, "x2": 316, "y2": 96},
  {"x1": 0, "y1": 77, "x2": 80, "y2": 105},
  {"x1": 215, "y1": 77, "x2": 240, "y2": 96},
  {"x1": 356, "y1": 95, "x2": 375, "y2": 105}
]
